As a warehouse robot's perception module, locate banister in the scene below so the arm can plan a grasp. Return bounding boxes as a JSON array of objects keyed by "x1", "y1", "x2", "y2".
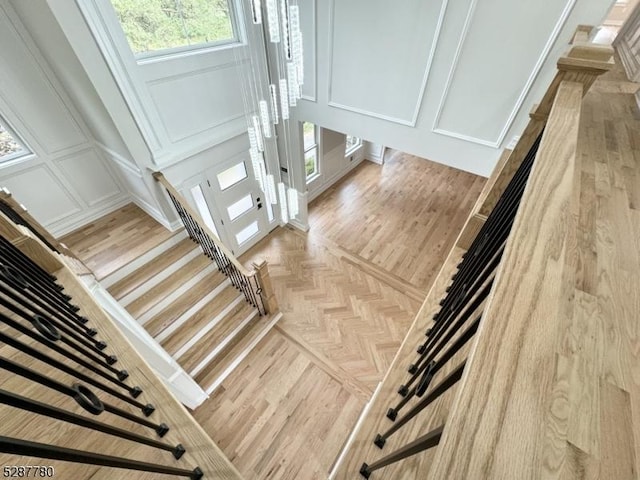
[
  {"x1": 153, "y1": 170, "x2": 278, "y2": 315},
  {"x1": 429, "y1": 79, "x2": 585, "y2": 479},
  {"x1": 472, "y1": 43, "x2": 612, "y2": 221},
  {"x1": 152, "y1": 171, "x2": 255, "y2": 277}
]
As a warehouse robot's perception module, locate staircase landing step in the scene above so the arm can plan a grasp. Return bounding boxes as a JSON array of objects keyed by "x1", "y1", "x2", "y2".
[{"x1": 195, "y1": 311, "x2": 282, "y2": 395}]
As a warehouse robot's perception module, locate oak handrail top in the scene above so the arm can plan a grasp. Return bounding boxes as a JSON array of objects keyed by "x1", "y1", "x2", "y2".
[
  {"x1": 429, "y1": 80, "x2": 584, "y2": 478},
  {"x1": 152, "y1": 171, "x2": 257, "y2": 278}
]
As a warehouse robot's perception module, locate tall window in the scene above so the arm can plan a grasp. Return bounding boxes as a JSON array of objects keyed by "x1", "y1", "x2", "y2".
[
  {"x1": 303, "y1": 122, "x2": 318, "y2": 181},
  {"x1": 0, "y1": 118, "x2": 30, "y2": 164},
  {"x1": 345, "y1": 135, "x2": 362, "y2": 155},
  {"x1": 110, "y1": 0, "x2": 236, "y2": 56}
]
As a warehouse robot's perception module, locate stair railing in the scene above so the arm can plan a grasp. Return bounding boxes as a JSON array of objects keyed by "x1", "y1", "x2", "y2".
[
  {"x1": 0, "y1": 211, "x2": 242, "y2": 479},
  {"x1": 334, "y1": 32, "x2": 614, "y2": 479},
  {"x1": 153, "y1": 171, "x2": 278, "y2": 316}
]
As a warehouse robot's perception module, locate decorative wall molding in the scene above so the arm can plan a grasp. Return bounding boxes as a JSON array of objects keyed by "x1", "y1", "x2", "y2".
[
  {"x1": 432, "y1": 0, "x2": 577, "y2": 148},
  {"x1": 300, "y1": 0, "x2": 317, "y2": 102},
  {"x1": 326, "y1": 0, "x2": 449, "y2": 126},
  {"x1": 96, "y1": 141, "x2": 142, "y2": 176}
]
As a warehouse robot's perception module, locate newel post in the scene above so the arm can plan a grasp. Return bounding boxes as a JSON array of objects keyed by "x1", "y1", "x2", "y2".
[{"x1": 252, "y1": 260, "x2": 279, "y2": 315}]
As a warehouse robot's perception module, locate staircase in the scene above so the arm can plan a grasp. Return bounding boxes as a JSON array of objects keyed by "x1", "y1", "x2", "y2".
[{"x1": 99, "y1": 227, "x2": 279, "y2": 395}]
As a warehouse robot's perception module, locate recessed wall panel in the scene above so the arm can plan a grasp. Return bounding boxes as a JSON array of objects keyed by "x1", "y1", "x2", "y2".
[
  {"x1": 329, "y1": 0, "x2": 445, "y2": 124},
  {"x1": 434, "y1": 0, "x2": 574, "y2": 144}
]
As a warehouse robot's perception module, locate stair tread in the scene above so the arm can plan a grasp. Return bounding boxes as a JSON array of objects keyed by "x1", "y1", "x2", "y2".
[
  {"x1": 125, "y1": 254, "x2": 211, "y2": 319},
  {"x1": 179, "y1": 301, "x2": 257, "y2": 374},
  {"x1": 143, "y1": 269, "x2": 226, "y2": 339},
  {"x1": 108, "y1": 238, "x2": 197, "y2": 300},
  {"x1": 194, "y1": 311, "x2": 275, "y2": 390},
  {"x1": 160, "y1": 284, "x2": 243, "y2": 355}
]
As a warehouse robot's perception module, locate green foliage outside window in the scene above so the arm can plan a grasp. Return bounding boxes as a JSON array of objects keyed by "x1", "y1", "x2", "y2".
[{"x1": 111, "y1": 0, "x2": 235, "y2": 55}]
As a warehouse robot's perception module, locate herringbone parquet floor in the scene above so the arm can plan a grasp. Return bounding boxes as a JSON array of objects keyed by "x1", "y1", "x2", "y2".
[{"x1": 193, "y1": 151, "x2": 485, "y2": 480}]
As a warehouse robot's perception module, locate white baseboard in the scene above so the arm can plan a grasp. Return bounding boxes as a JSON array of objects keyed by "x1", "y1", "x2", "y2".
[
  {"x1": 49, "y1": 194, "x2": 131, "y2": 238},
  {"x1": 130, "y1": 194, "x2": 177, "y2": 231}
]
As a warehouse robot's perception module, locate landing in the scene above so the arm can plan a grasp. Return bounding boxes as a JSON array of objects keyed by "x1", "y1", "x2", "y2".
[{"x1": 60, "y1": 203, "x2": 175, "y2": 280}]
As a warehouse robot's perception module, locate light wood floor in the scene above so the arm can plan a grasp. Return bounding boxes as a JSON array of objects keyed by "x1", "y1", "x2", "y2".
[
  {"x1": 60, "y1": 203, "x2": 175, "y2": 280},
  {"x1": 335, "y1": 60, "x2": 640, "y2": 479},
  {"x1": 308, "y1": 151, "x2": 485, "y2": 290},
  {"x1": 59, "y1": 147, "x2": 485, "y2": 478},
  {"x1": 194, "y1": 156, "x2": 484, "y2": 479}
]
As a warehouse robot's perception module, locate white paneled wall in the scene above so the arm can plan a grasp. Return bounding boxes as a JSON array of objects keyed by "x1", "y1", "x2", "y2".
[
  {"x1": 0, "y1": 1, "x2": 129, "y2": 237},
  {"x1": 296, "y1": 0, "x2": 614, "y2": 176},
  {"x1": 615, "y1": 1, "x2": 640, "y2": 91}
]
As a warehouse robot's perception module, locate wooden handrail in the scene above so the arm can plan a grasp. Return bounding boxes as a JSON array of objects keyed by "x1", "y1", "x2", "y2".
[
  {"x1": 334, "y1": 41, "x2": 614, "y2": 480},
  {"x1": 153, "y1": 172, "x2": 255, "y2": 278},
  {"x1": 456, "y1": 42, "x2": 613, "y2": 250},
  {"x1": 428, "y1": 79, "x2": 584, "y2": 479},
  {"x1": 153, "y1": 171, "x2": 278, "y2": 315},
  {"x1": 0, "y1": 213, "x2": 243, "y2": 479}
]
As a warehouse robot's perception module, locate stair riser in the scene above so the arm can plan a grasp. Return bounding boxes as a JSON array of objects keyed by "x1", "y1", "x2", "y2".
[
  {"x1": 155, "y1": 279, "x2": 232, "y2": 344},
  {"x1": 172, "y1": 295, "x2": 245, "y2": 361},
  {"x1": 137, "y1": 264, "x2": 217, "y2": 325},
  {"x1": 100, "y1": 230, "x2": 189, "y2": 288},
  {"x1": 189, "y1": 309, "x2": 259, "y2": 378},
  {"x1": 118, "y1": 248, "x2": 201, "y2": 306}
]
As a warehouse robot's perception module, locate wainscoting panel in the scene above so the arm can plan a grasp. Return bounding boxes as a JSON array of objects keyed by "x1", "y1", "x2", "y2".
[
  {"x1": 328, "y1": 0, "x2": 447, "y2": 125},
  {"x1": 433, "y1": 0, "x2": 575, "y2": 146}
]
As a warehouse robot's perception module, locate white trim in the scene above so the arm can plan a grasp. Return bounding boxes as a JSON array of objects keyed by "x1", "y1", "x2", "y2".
[
  {"x1": 83, "y1": 275, "x2": 208, "y2": 409},
  {"x1": 137, "y1": 264, "x2": 217, "y2": 325},
  {"x1": 95, "y1": 142, "x2": 142, "y2": 176},
  {"x1": 328, "y1": 380, "x2": 385, "y2": 480},
  {"x1": 205, "y1": 311, "x2": 282, "y2": 394},
  {"x1": 100, "y1": 229, "x2": 189, "y2": 288},
  {"x1": 76, "y1": 0, "x2": 163, "y2": 153},
  {"x1": 432, "y1": 0, "x2": 577, "y2": 148},
  {"x1": 154, "y1": 279, "x2": 232, "y2": 343},
  {"x1": 300, "y1": 0, "x2": 317, "y2": 102},
  {"x1": 173, "y1": 295, "x2": 244, "y2": 361},
  {"x1": 189, "y1": 305, "x2": 258, "y2": 377},
  {"x1": 326, "y1": 0, "x2": 449, "y2": 127},
  {"x1": 48, "y1": 194, "x2": 131, "y2": 238},
  {"x1": 118, "y1": 248, "x2": 202, "y2": 306}
]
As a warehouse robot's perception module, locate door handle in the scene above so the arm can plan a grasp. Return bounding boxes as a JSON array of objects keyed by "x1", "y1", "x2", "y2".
[{"x1": 257, "y1": 202, "x2": 263, "y2": 210}]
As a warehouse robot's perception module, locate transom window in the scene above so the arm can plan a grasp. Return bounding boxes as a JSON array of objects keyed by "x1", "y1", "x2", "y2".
[
  {"x1": 345, "y1": 135, "x2": 362, "y2": 155},
  {"x1": 110, "y1": 0, "x2": 236, "y2": 57},
  {"x1": 303, "y1": 121, "x2": 318, "y2": 181},
  {"x1": 0, "y1": 118, "x2": 30, "y2": 164}
]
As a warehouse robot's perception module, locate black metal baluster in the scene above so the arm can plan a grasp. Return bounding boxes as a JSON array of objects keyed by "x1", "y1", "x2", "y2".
[
  {"x1": 0, "y1": 389, "x2": 184, "y2": 458},
  {"x1": 0, "y1": 333, "x2": 150, "y2": 409},
  {"x1": 0, "y1": 295, "x2": 120, "y2": 373},
  {"x1": 0, "y1": 437, "x2": 203, "y2": 479},
  {"x1": 0, "y1": 312, "x2": 130, "y2": 386},
  {"x1": 0, "y1": 200, "x2": 59, "y2": 252},
  {"x1": 360, "y1": 425, "x2": 444, "y2": 479},
  {"x1": 375, "y1": 362, "x2": 465, "y2": 448},
  {"x1": 388, "y1": 316, "x2": 481, "y2": 421},
  {"x1": 0, "y1": 356, "x2": 160, "y2": 431}
]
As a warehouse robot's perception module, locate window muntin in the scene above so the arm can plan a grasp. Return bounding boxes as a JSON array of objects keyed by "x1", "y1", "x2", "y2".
[
  {"x1": 0, "y1": 118, "x2": 30, "y2": 164},
  {"x1": 111, "y1": 0, "x2": 236, "y2": 57},
  {"x1": 303, "y1": 121, "x2": 318, "y2": 180}
]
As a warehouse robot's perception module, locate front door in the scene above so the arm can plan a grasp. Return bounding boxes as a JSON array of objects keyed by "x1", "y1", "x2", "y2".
[{"x1": 203, "y1": 153, "x2": 274, "y2": 256}]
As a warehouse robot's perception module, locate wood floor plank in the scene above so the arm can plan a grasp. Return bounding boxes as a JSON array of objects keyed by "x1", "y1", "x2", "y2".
[
  {"x1": 161, "y1": 283, "x2": 241, "y2": 355},
  {"x1": 143, "y1": 269, "x2": 226, "y2": 338},
  {"x1": 125, "y1": 254, "x2": 211, "y2": 318},
  {"x1": 108, "y1": 237, "x2": 197, "y2": 300}
]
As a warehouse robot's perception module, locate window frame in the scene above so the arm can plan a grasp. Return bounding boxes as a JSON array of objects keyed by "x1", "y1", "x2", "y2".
[
  {"x1": 303, "y1": 122, "x2": 319, "y2": 183},
  {"x1": 110, "y1": 0, "x2": 242, "y2": 61},
  {"x1": 345, "y1": 135, "x2": 363, "y2": 157},
  {"x1": 0, "y1": 116, "x2": 32, "y2": 166}
]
